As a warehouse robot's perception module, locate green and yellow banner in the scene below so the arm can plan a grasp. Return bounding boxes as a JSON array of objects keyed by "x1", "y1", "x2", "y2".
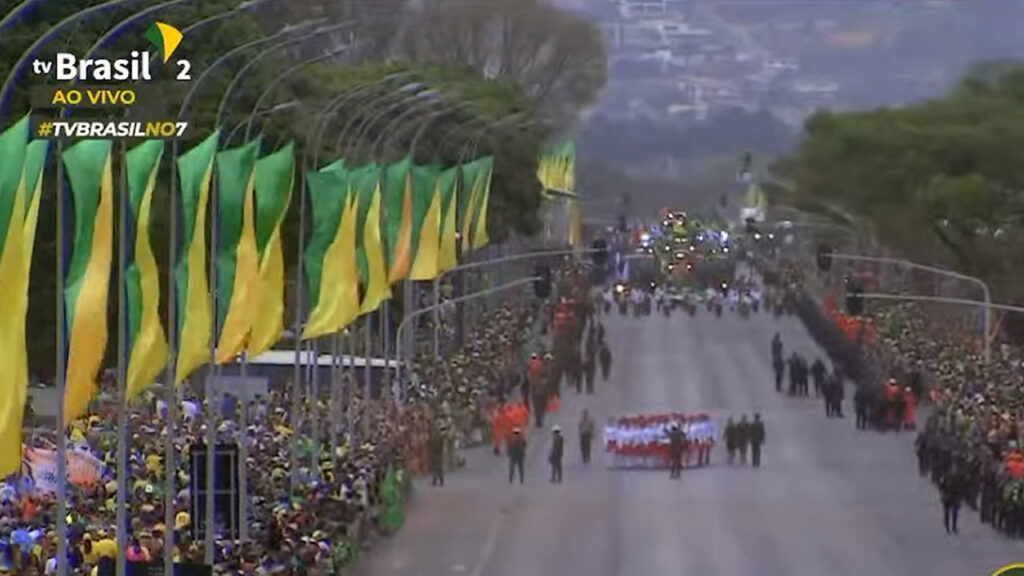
[
  {"x1": 62, "y1": 139, "x2": 115, "y2": 425},
  {"x1": 0, "y1": 116, "x2": 32, "y2": 476},
  {"x1": 470, "y1": 156, "x2": 494, "y2": 251},
  {"x1": 436, "y1": 166, "x2": 459, "y2": 273},
  {"x1": 174, "y1": 131, "x2": 218, "y2": 384},
  {"x1": 409, "y1": 164, "x2": 441, "y2": 281},
  {"x1": 303, "y1": 165, "x2": 360, "y2": 339},
  {"x1": 537, "y1": 141, "x2": 575, "y2": 195},
  {"x1": 353, "y1": 164, "x2": 391, "y2": 314},
  {"x1": 248, "y1": 142, "x2": 294, "y2": 356},
  {"x1": 384, "y1": 157, "x2": 414, "y2": 283},
  {"x1": 215, "y1": 139, "x2": 261, "y2": 363},
  {"x1": 124, "y1": 140, "x2": 168, "y2": 399}
]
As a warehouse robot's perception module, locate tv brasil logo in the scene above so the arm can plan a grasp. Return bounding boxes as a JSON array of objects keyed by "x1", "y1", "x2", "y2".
[{"x1": 31, "y1": 21, "x2": 191, "y2": 84}]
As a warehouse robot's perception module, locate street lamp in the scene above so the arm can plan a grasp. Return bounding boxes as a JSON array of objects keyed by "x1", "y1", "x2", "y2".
[
  {"x1": 350, "y1": 89, "x2": 439, "y2": 162},
  {"x1": 330, "y1": 81, "x2": 429, "y2": 161},
  {"x1": 242, "y1": 45, "x2": 372, "y2": 142},
  {"x1": 310, "y1": 74, "x2": 424, "y2": 168},
  {"x1": 225, "y1": 100, "x2": 298, "y2": 145},
  {"x1": 370, "y1": 92, "x2": 457, "y2": 160},
  {"x1": 0, "y1": 0, "x2": 42, "y2": 37},
  {"x1": 215, "y1": 20, "x2": 356, "y2": 133}
]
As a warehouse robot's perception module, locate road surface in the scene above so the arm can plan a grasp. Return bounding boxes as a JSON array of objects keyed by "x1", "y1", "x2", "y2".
[{"x1": 357, "y1": 308, "x2": 1021, "y2": 576}]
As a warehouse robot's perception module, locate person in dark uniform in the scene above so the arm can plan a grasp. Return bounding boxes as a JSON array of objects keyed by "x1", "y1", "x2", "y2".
[
  {"x1": 549, "y1": 426, "x2": 564, "y2": 483},
  {"x1": 810, "y1": 358, "x2": 827, "y2": 398},
  {"x1": 771, "y1": 332, "x2": 783, "y2": 364},
  {"x1": 668, "y1": 423, "x2": 685, "y2": 479},
  {"x1": 736, "y1": 415, "x2": 750, "y2": 465},
  {"x1": 507, "y1": 428, "x2": 527, "y2": 484},
  {"x1": 428, "y1": 425, "x2": 446, "y2": 486},
  {"x1": 772, "y1": 355, "x2": 785, "y2": 393},
  {"x1": 939, "y1": 466, "x2": 964, "y2": 534},
  {"x1": 749, "y1": 414, "x2": 766, "y2": 468},
  {"x1": 854, "y1": 385, "x2": 869, "y2": 430},
  {"x1": 578, "y1": 409, "x2": 595, "y2": 464},
  {"x1": 599, "y1": 343, "x2": 612, "y2": 381},
  {"x1": 832, "y1": 370, "x2": 845, "y2": 418},
  {"x1": 724, "y1": 417, "x2": 738, "y2": 465},
  {"x1": 571, "y1": 352, "x2": 584, "y2": 394},
  {"x1": 787, "y1": 354, "x2": 800, "y2": 396},
  {"x1": 532, "y1": 381, "x2": 549, "y2": 429},
  {"x1": 583, "y1": 355, "x2": 596, "y2": 394}
]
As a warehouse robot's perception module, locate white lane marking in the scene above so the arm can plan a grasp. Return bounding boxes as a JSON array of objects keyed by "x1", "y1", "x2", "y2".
[
  {"x1": 451, "y1": 564, "x2": 467, "y2": 572},
  {"x1": 468, "y1": 516, "x2": 504, "y2": 576}
]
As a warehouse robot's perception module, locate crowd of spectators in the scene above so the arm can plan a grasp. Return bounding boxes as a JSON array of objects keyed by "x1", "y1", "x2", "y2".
[{"x1": 0, "y1": 295, "x2": 544, "y2": 576}]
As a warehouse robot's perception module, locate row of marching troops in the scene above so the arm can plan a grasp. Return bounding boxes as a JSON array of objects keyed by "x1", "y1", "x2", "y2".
[{"x1": 915, "y1": 418, "x2": 1024, "y2": 537}]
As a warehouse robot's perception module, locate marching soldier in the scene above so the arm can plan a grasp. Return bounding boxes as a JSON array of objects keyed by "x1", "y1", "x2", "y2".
[
  {"x1": 724, "y1": 417, "x2": 738, "y2": 465},
  {"x1": 549, "y1": 426, "x2": 565, "y2": 483},
  {"x1": 599, "y1": 343, "x2": 612, "y2": 381},
  {"x1": 854, "y1": 385, "x2": 870, "y2": 430},
  {"x1": 507, "y1": 428, "x2": 527, "y2": 484},
  {"x1": 532, "y1": 380, "x2": 549, "y2": 429},
  {"x1": 668, "y1": 423, "x2": 686, "y2": 479},
  {"x1": 736, "y1": 414, "x2": 750, "y2": 465},
  {"x1": 583, "y1": 355, "x2": 596, "y2": 394},
  {"x1": 772, "y1": 354, "x2": 785, "y2": 393},
  {"x1": 811, "y1": 357, "x2": 827, "y2": 398},
  {"x1": 428, "y1": 424, "x2": 446, "y2": 486},
  {"x1": 749, "y1": 414, "x2": 766, "y2": 468},
  {"x1": 578, "y1": 409, "x2": 595, "y2": 464},
  {"x1": 939, "y1": 465, "x2": 964, "y2": 534}
]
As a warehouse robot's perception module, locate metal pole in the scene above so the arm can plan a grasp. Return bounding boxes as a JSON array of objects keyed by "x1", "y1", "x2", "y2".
[
  {"x1": 432, "y1": 275, "x2": 441, "y2": 358},
  {"x1": 204, "y1": 135, "x2": 221, "y2": 562},
  {"x1": 54, "y1": 140, "x2": 68, "y2": 576},
  {"x1": 243, "y1": 46, "x2": 360, "y2": 142},
  {"x1": 291, "y1": 168, "x2": 306, "y2": 492},
  {"x1": 330, "y1": 332, "x2": 340, "y2": 464},
  {"x1": 115, "y1": 142, "x2": 129, "y2": 576},
  {"x1": 363, "y1": 317, "x2": 371, "y2": 401},
  {"x1": 162, "y1": 138, "x2": 179, "y2": 576},
  {"x1": 832, "y1": 253, "x2": 993, "y2": 362},
  {"x1": 851, "y1": 292, "x2": 1024, "y2": 314},
  {"x1": 310, "y1": 339, "x2": 320, "y2": 474},
  {"x1": 214, "y1": 21, "x2": 353, "y2": 128},
  {"x1": 238, "y1": 355, "x2": 249, "y2": 541},
  {"x1": 382, "y1": 305, "x2": 390, "y2": 399}
]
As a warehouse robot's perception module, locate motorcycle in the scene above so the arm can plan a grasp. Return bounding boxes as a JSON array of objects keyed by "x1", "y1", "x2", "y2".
[
  {"x1": 715, "y1": 303, "x2": 723, "y2": 317},
  {"x1": 618, "y1": 300, "x2": 628, "y2": 315},
  {"x1": 662, "y1": 300, "x2": 672, "y2": 318}
]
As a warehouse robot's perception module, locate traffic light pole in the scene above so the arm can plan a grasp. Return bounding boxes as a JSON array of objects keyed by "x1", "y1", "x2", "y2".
[
  {"x1": 430, "y1": 247, "x2": 601, "y2": 358},
  {"x1": 396, "y1": 276, "x2": 540, "y2": 401},
  {"x1": 829, "y1": 253, "x2": 992, "y2": 362}
]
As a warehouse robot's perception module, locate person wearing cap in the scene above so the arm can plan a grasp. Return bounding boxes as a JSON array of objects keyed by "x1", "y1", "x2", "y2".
[
  {"x1": 507, "y1": 429, "x2": 527, "y2": 484},
  {"x1": 549, "y1": 426, "x2": 564, "y2": 483}
]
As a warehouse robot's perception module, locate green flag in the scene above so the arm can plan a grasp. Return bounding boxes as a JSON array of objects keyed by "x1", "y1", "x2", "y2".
[
  {"x1": 409, "y1": 164, "x2": 441, "y2": 280},
  {"x1": 436, "y1": 166, "x2": 459, "y2": 272},
  {"x1": 249, "y1": 142, "x2": 295, "y2": 356},
  {"x1": 174, "y1": 131, "x2": 218, "y2": 384},
  {"x1": 0, "y1": 115, "x2": 31, "y2": 476},
  {"x1": 470, "y1": 156, "x2": 494, "y2": 250},
  {"x1": 383, "y1": 157, "x2": 414, "y2": 282},
  {"x1": 303, "y1": 166, "x2": 360, "y2": 339},
  {"x1": 352, "y1": 164, "x2": 391, "y2": 314},
  {"x1": 215, "y1": 139, "x2": 261, "y2": 363},
  {"x1": 124, "y1": 140, "x2": 169, "y2": 399},
  {"x1": 62, "y1": 139, "x2": 115, "y2": 424}
]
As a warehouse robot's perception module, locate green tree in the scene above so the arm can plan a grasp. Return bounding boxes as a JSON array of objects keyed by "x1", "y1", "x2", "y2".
[{"x1": 784, "y1": 65, "x2": 1024, "y2": 301}]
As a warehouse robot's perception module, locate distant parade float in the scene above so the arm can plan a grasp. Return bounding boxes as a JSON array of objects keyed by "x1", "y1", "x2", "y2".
[{"x1": 603, "y1": 413, "x2": 716, "y2": 469}]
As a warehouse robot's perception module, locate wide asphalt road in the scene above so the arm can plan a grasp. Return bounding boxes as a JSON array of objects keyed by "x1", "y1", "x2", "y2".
[{"x1": 357, "y1": 306, "x2": 1022, "y2": 576}]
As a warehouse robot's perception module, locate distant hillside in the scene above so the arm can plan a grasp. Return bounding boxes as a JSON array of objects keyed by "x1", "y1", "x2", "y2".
[{"x1": 577, "y1": 108, "x2": 798, "y2": 167}]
